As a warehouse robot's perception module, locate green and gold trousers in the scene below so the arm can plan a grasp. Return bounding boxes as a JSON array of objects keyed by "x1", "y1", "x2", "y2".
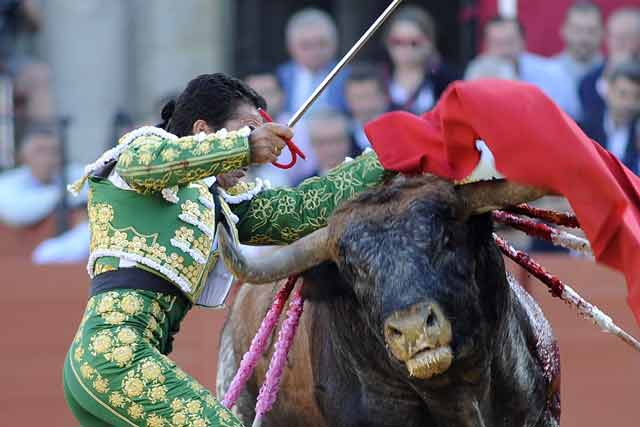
[{"x1": 63, "y1": 289, "x2": 243, "y2": 427}]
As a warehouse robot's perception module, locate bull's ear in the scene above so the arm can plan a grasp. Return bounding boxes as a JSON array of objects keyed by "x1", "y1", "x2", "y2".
[{"x1": 301, "y1": 262, "x2": 352, "y2": 302}]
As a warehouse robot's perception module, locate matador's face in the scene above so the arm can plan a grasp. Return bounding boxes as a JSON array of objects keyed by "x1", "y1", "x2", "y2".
[
  {"x1": 223, "y1": 103, "x2": 264, "y2": 132},
  {"x1": 216, "y1": 102, "x2": 265, "y2": 189}
]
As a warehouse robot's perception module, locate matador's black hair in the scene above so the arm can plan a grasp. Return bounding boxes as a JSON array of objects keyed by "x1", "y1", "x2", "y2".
[{"x1": 159, "y1": 73, "x2": 267, "y2": 137}]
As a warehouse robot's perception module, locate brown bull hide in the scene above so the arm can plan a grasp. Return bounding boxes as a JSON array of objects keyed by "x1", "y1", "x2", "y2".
[{"x1": 217, "y1": 281, "x2": 323, "y2": 427}]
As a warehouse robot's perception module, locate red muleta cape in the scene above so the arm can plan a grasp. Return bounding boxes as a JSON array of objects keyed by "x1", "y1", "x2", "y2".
[{"x1": 365, "y1": 80, "x2": 640, "y2": 326}]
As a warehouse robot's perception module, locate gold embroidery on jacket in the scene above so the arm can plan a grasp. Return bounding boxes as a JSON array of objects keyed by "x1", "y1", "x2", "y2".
[{"x1": 88, "y1": 202, "x2": 210, "y2": 290}]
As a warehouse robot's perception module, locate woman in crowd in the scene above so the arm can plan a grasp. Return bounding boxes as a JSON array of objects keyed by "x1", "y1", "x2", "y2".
[{"x1": 383, "y1": 5, "x2": 459, "y2": 115}]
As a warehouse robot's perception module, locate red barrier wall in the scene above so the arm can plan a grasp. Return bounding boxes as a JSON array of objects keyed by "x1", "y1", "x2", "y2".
[
  {"x1": 0, "y1": 256, "x2": 638, "y2": 426},
  {"x1": 0, "y1": 259, "x2": 229, "y2": 426},
  {"x1": 524, "y1": 256, "x2": 640, "y2": 427}
]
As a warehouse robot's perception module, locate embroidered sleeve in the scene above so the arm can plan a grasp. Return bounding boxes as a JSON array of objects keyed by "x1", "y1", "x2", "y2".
[
  {"x1": 115, "y1": 129, "x2": 251, "y2": 193},
  {"x1": 232, "y1": 151, "x2": 393, "y2": 245}
]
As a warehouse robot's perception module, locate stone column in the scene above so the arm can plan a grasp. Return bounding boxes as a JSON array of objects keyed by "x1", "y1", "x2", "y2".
[
  {"x1": 129, "y1": 0, "x2": 233, "y2": 122},
  {"x1": 42, "y1": 0, "x2": 128, "y2": 163}
]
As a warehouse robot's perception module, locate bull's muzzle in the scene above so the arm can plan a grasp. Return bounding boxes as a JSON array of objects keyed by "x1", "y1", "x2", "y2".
[{"x1": 384, "y1": 301, "x2": 453, "y2": 380}]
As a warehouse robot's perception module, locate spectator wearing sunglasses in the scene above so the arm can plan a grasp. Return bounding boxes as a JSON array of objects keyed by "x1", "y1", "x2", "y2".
[{"x1": 383, "y1": 5, "x2": 460, "y2": 115}]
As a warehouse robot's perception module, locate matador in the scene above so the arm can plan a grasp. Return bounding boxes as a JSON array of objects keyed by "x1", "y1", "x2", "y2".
[{"x1": 62, "y1": 73, "x2": 395, "y2": 427}]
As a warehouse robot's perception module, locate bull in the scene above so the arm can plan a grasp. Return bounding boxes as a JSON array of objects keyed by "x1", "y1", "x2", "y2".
[{"x1": 216, "y1": 175, "x2": 561, "y2": 427}]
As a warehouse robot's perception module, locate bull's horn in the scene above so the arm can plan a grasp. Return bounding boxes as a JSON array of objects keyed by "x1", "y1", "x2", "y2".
[
  {"x1": 457, "y1": 180, "x2": 550, "y2": 215},
  {"x1": 217, "y1": 226, "x2": 332, "y2": 284}
]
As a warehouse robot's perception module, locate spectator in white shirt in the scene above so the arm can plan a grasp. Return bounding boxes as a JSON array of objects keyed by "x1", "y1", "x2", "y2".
[
  {"x1": 484, "y1": 16, "x2": 580, "y2": 119},
  {"x1": 0, "y1": 127, "x2": 84, "y2": 227},
  {"x1": 32, "y1": 218, "x2": 89, "y2": 264}
]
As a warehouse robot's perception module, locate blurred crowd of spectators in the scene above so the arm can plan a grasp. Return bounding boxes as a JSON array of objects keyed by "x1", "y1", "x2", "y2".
[
  {"x1": 242, "y1": 2, "x2": 640, "y2": 252},
  {"x1": 0, "y1": 0, "x2": 85, "y2": 263},
  {"x1": 242, "y1": 3, "x2": 639, "y2": 184},
  {"x1": 0, "y1": 1, "x2": 639, "y2": 263}
]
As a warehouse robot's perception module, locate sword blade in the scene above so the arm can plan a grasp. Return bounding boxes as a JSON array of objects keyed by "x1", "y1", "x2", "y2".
[{"x1": 287, "y1": 0, "x2": 404, "y2": 128}]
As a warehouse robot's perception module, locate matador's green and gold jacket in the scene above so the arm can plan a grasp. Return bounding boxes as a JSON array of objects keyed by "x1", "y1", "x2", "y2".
[{"x1": 77, "y1": 126, "x2": 390, "y2": 306}]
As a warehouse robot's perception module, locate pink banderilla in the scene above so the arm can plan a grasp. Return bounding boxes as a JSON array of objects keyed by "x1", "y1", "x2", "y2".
[
  {"x1": 252, "y1": 285, "x2": 305, "y2": 427},
  {"x1": 221, "y1": 276, "x2": 298, "y2": 409}
]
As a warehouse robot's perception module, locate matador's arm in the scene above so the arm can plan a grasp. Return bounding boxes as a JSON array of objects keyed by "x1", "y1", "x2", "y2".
[
  {"x1": 230, "y1": 150, "x2": 393, "y2": 245},
  {"x1": 116, "y1": 129, "x2": 251, "y2": 193}
]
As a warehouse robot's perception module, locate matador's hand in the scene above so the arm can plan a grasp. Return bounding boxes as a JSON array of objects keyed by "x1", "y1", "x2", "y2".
[{"x1": 249, "y1": 123, "x2": 293, "y2": 164}]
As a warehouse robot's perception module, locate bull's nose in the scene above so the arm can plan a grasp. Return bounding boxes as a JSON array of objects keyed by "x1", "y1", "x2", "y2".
[{"x1": 384, "y1": 301, "x2": 452, "y2": 362}]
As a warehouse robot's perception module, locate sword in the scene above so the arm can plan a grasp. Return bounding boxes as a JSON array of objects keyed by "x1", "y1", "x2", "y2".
[
  {"x1": 288, "y1": 0, "x2": 404, "y2": 128},
  {"x1": 217, "y1": 1, "x2": 404, "y2": 303}
]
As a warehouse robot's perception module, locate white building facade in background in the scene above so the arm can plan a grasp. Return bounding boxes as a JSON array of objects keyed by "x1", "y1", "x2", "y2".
[{"x1": 42, "y1": 0, "x2": 233, "y2": 164}]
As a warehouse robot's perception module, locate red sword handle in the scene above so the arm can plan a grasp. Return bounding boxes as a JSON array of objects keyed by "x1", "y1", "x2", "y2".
[{"x1": 258, "y1": 108, "x2": 306, "y2": 170}]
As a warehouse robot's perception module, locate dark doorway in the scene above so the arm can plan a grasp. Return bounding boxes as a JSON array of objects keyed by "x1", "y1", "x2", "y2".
[{"x1": 232, "y1": 0, "x2": 469, "y2": 76}]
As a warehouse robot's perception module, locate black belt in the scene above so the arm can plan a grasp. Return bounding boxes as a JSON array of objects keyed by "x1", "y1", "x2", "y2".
[{"x1": 90, "y1": 267, "x2": 189, "y2": 306}]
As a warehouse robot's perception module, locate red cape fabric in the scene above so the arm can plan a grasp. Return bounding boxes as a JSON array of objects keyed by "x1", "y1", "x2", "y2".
[{"x1": 365, "y1": 80, "x2": 640, "y2": 326}]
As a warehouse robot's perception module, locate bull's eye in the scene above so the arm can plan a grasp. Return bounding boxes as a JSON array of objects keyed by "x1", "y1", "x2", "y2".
[
  {"x1": 426, "y1": 312, "x2": 436, "y2": 328},
  {"x1": 387, "y1": 326, "x2": 403, "y2": 339}
]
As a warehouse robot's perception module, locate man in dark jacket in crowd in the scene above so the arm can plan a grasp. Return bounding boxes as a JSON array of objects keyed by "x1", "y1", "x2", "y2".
[{"x1": 581, "y1": 61, "x2": 640, "y2": 174}]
